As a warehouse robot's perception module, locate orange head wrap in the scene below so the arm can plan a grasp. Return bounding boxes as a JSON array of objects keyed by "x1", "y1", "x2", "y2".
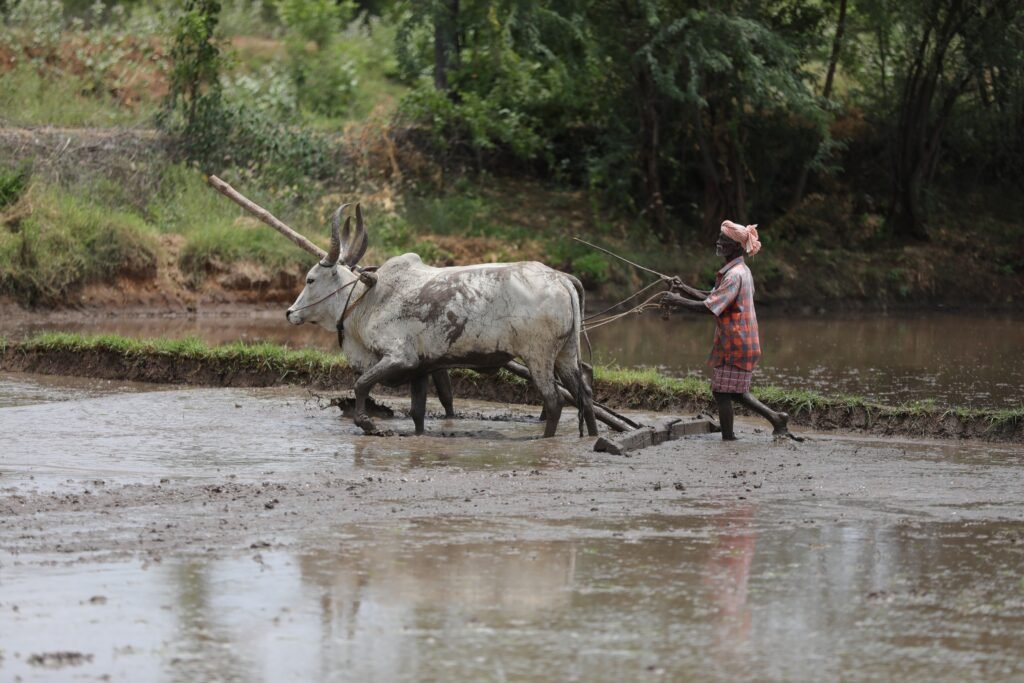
[{"x1": 720, "y1": 220, "x2": 761, "y2": 256}]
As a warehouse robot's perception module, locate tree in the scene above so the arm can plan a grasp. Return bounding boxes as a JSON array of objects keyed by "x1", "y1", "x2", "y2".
[
  {"x1": 587, "y1": 2, "x2": 825, "y2": 237},
  {"x1": 876, "y1": 0, "x2": 1022, "y2": 240},
  {"x1": 167, "y1": 0, "x2": 224, "y2": 129}
]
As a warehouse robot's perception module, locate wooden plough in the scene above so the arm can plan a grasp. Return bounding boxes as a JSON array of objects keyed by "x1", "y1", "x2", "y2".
[
  {"x1": 592, "y1": 415, "x2": 720, "y2": 455},
  {"x1": 502, "y1": 360, "x2": 720, "y2": 454}
]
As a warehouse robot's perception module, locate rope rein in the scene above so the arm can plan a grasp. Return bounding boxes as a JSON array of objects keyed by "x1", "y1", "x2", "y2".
[
  {"x1": 582, "y1": 277, "x2": 670, "y2": 332},
  {"x1": 583, "y1": 290, "x2": 667, "y2": 332},
  {"x1": 290, "y1": 278, "x2": 358, "y2": 313},
  {"x1": 336, "y1": 281, "x2": 374, "y2": 346},
  {"x1": 583, "y1": 279, "x2": 664, "y2": 321}
]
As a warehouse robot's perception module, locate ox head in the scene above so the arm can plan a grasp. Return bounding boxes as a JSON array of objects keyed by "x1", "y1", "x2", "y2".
[{"x1": 285, "y1": 203, "x2": 369, "y2": 330}]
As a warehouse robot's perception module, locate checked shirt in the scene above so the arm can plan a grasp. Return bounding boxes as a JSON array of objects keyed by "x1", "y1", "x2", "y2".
[{"x1": 703, "y1": 256, "x2": 761, "y2": 372}]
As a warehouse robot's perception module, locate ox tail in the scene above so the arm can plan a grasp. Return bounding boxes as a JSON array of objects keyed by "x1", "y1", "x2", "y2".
[
  {"x1": 563, "y1": 273, "x2": 598, "y2": 437},
  {"x1": 566, "y1": 274, "x2": 594, "y2": 367}
]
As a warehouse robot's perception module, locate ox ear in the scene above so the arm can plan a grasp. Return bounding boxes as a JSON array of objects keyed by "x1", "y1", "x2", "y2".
[{"x1": 344, "y1": 203, "x2": 369, "y2": 267}]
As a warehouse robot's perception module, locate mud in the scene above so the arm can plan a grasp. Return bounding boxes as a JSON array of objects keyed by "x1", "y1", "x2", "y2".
[{"x1": 2, "y1": 373, "x2": 1023, "y2": 682}]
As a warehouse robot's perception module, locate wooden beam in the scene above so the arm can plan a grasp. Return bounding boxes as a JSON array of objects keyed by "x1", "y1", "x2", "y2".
[
  {"x1": 207, "y1": 175, "x2": 326, "y2": 260},
  {"x1": 594, "y1": 417, "x2": 719, "y2": 455}
]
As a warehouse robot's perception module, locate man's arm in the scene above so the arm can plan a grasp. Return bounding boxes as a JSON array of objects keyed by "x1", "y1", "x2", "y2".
[
  {"x1": 663, "y1": 276, "x2": 709, "y2": 301},
  {"x1": 661, "y1": 291, "x2": 714, "y2": 314}
]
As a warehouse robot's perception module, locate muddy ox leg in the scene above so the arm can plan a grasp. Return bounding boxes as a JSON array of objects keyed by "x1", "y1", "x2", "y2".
[
  {"x1": 527, "y1": 359, "x2": 563, "y2": 438},
  {"x1": 555, "y1": 347, "x2": 599, "y2": 437},
  {"x1": 556, "y1": 364, "x2": 599, "y2": 438},
  {"x1": 431, "y1": 370, "x2": 456, "y2": 418},
  {"x1": 410, "y1": 375, "x2": 429, "y2": 435},
  {"x1": 354, "y1": 355, "x2": 415, "y2": 435}
]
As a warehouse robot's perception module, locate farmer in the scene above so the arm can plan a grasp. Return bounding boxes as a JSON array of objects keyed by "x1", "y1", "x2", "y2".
[{"x1": 660, "y1": 220, "x2": 799, "y2": 441}]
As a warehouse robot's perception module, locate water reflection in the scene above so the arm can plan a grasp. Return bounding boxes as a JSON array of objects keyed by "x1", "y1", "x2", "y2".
[
  {"x1": 2, "y1": 514, "x2": 1023, "y2": 682},
  {"x1": 703, "y1": 504, "x2": 757, "y2": 652}
]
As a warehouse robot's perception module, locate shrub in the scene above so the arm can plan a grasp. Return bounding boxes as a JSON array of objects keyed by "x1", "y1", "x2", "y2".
[
  {"x1": 397, "y1": 85, "x2": 545, "y2": 164},
  {"x1": 570, "y1": 252, "x2": 610, "y2": 288}
]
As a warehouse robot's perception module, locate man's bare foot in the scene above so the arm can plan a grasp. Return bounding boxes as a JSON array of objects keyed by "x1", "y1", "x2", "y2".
[
  {"x1": 771, "y1": 412, "x2": 790, "y2": 436},
  {"x1": 770, "y1": 412, "x2": 806, "y2": 441}
]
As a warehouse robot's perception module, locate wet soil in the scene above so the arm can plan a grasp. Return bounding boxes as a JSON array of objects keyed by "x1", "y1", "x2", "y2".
[{"x1": 2, "y1": 376, "x2": 1024, "y2": 682}]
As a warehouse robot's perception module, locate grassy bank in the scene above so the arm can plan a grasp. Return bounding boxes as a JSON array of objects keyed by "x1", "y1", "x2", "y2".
[{"x1": 3, "y1": 333, "x2": 1021, "y2": 442}]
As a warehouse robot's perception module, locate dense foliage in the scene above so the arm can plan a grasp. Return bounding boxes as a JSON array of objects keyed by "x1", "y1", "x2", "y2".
[
  {"x1": 387, "y1": 0, "x2": 1024, "y2": 243},
  {"x1": 1, "y1": 0, "x2": 1022, "y2": 251}
]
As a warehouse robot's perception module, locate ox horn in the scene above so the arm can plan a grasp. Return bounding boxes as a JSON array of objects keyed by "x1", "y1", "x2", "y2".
[
  {"x1": 344, "y1": 203, "x2": 369, "y2": 267},
  {"x1": 325, "y1": 203, "x2": 350, "y2": 265}
]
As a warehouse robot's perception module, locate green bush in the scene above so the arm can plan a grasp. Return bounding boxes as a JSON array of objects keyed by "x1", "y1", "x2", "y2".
[
  {"x1": 275, "y1": 0, "x2": 360, "y2": 119},
  {"x1": 289, "y1": 42, "x2": 359, "y2": 118},
  {"x1": 570, "y1": 252, "x2": 610, "y2": 288},
  {"x1": 398, "y1": 85, "x2": 545, "y2": 162}
]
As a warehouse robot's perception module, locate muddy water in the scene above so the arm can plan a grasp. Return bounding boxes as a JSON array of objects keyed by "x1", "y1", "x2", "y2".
[
  {"x1": 2, "y1": 374, "x2": 1023, "y2": 682},
  {"x1": 3, "y1": 308, "x2": 1023, "y2": 407}
]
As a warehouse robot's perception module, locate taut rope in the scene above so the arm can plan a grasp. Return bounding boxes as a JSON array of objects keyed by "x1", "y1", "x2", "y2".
[{"x1": 585, "y1": 278, "x2": 671, "y2": 331}]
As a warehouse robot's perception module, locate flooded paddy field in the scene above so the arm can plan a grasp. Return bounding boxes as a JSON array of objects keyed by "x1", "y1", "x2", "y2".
[{"x1": 2, "y1": 372, "x2": 1023, "y2": 682}]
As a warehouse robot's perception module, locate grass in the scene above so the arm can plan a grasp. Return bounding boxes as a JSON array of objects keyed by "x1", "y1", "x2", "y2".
[
  {"x1": 147, "y1": 164, "x2": 317, "y2": 283},
  {"x1": 20, "y1": 332, "x2": 344, "y2": 373},
  {"x1": 0, "y1": 63, "x2": 160, "y2": 128},
  {"x1": 0, "y1": 181, "x2": 159, "y2": 305}
]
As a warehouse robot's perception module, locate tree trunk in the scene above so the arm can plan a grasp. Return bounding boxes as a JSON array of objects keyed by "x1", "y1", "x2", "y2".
[
  {"x1": 792, "y1": 0, "x2": 848, "y2": 208},
  {"x1": 822, "y1": 0, "x2": 848, "y2": 101},
  {"x1": 433, "y1": 0, "x2": 459, "y2": 94},
  {"x1": 888, "y1": 0, "x2": 968, "y2": 241},
  {"x1": 637, "y1": 67, "x2": 668, "y2": 241}
]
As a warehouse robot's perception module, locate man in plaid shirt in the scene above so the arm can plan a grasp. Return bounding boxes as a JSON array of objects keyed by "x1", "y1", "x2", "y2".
[{"x1": 662, "y1": 221, "x2": 799, "y2": 441}]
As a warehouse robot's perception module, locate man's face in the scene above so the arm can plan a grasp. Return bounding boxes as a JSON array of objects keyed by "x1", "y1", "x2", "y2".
[{"x1": 716, "y1": 233, "x2": 740, "y2": 257}]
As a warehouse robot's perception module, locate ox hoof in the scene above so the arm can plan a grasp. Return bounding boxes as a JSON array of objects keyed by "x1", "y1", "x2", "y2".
[{"x1": 355, "y1": 414, "x2": 377, "y2": 433}]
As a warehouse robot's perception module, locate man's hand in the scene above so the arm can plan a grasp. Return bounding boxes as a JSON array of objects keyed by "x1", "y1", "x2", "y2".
[
  {"x1": 660, "y1": 290, "x2": 713, "y2": 315},
  {"x1": 662, "y1": 275, "x2": 709, "y2": 301},
  {"x1": 660, "y1": 291, "x2": 687, "y2": 308},
  {"x1": 661, "y1": 275, "x2": 684, "y2": 292}
]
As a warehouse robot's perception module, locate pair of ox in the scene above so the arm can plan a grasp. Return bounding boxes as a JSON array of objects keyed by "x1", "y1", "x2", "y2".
[{"x1": 285, "y1": 204, "x2": 599, "y2": 438}]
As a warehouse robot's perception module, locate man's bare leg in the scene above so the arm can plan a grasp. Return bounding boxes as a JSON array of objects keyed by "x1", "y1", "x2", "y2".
[
  {"x1": 737, "y1": 392, "x2": 791, "y2": 436},
  {"x1": 713, "y1": 391, "x2": 738, "y2": 441}
]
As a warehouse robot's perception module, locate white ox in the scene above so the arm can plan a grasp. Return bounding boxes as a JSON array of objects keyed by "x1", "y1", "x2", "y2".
[{"x1": 286, "y1": 205, "x2": 598, "y2": 438}]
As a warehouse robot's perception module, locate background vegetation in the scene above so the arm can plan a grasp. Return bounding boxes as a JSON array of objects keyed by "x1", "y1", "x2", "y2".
[{"x1": 0, "y1": 0, "x2": 1022, "y2": 308}]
